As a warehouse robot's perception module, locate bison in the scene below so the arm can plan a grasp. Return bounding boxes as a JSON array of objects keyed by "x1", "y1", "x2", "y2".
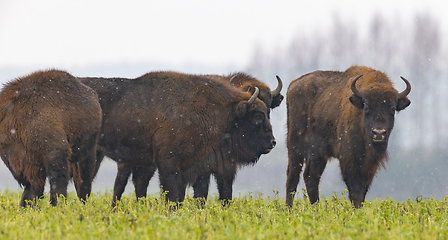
[
  {"x1": 286, "y1": 66, "x2": 411, "y2": 208},
  {"x1": 0, "y1": 70, "x2": 102, "y2": 207},
  {"x1": 183, "y1": 72, "x2": 283, "y2": 201},
  {"x1": 78, "y1": 71, "x2": 276, "y2": 205}
]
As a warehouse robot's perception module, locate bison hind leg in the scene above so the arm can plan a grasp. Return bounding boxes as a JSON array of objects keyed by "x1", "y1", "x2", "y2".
[
  {"x1": 111, "y1": 163, "x2": 133, "y2": 208},
  {"x1": 71, "y1": 135, "x2": 100, "y2": 203},
  {"x1": 72, "y1": 158, "x2": 94, "y2": 203},
  {"x1": 286, "y1": 141, "x2": 307, "y2": 206},
  {"x1": 303, "y1": 153, "x2": 328, "y2": 205},
  {"x1": 46, "y1": 148, "x2": 71, "y2": 206}
]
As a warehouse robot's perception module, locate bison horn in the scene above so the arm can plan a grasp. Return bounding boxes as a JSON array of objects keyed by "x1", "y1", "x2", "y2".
[
  {"x1": 229, "y1": 74, "x2": 239, "y2": 86},
  {"x1": 248, "y1": 87, "x2": 260, "y2": 104},
  {"x1": 271, "y1": 75, "x2": 283, "y2": 97},
  {"x1": 350, "y1": 74, "x2": 364, "y2": 97},
  {"x1": 398, "y1": 76, "x2": 411, "y2": 99}
]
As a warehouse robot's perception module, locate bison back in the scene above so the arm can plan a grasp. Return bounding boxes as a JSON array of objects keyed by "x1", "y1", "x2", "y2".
[{"x1": 0, "y1": 70, "x2": 101, "y2": 185}]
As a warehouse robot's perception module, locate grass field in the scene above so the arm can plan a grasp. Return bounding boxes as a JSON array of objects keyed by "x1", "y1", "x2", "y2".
[{"x1": 0, "y1": 189, "x2": 447, "y2": 239}]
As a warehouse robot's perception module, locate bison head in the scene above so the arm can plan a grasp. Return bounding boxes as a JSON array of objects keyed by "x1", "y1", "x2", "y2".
[
  {"x1": 349, "y1": 74, "x2": 411, "y2": 147},
  {"x1": 230, "y1": 75, "x2": 284, "y2": 110},
  {"x1": 232, "y1": 87, "x2": 276, "y2": 163}
]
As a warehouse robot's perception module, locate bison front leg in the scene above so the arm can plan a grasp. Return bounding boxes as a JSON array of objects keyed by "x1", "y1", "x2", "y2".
[
  {"x1": 20, "y1": 184, "x2": 45, "y2": 208},
  {"x1": 111, "y1": 163, "x2": 133, "y2": 208},
  {"x1": 193, "y1": 173, "x2": 211, "y2": 199},
  {"x1": 132, "y1": 165, "x2": 157, "y2": 201},
  {"x1": 303, "y1": 153, "x2": 327, "y2": 205},
  {"x1": 192, "y1": 173, "x2": 211, "y2": 207},
  {"x1": 339, "y1": 161, "x2": 368, "y2": 208},
  {"x1": 215, "y1": 172, "x2": 235, "y2": 205},
  {"x1": 177, "y1": 180, "x2": 189, "y2": 203},
  {"x1": 158, "y1": 165, "x2": 182, "y2": 204}
]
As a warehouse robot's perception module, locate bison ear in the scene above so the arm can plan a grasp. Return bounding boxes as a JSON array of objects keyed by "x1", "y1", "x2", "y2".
[
  {"x1": 235, "y1": 102, "x2": 249, "y2": 118},
  {"x1": 396, "y1": 97, "x2": 411, "y2": 111},
  {"x1": 270, "y1": 94, "x2": 284, "y2": 108},
  {"x1": 349, "y1": 95, "x2": 364, "y2": 109}
]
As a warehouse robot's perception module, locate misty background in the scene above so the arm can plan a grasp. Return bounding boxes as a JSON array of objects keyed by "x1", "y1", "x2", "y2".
[{"x1": 0, "y1": 1, "x2": 447, "y2": 202}]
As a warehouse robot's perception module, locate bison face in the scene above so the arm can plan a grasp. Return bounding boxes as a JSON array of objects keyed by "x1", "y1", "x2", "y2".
[
  {"x1": 359, "y1": 94, "x2": 399, "y2": 146},
  {"x1": 349, "y1": 75, "x2": 411, "y2": 147},
  {"x1": 247, "y1": 109, "x2": 276, "y2": 154},
  {"x1": 233, "y1": 88, "x2": 276, "y2": 163}
]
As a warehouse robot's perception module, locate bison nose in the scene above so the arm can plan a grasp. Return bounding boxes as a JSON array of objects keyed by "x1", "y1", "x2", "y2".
[
  {"x1": 372, "y1": 129, "x2": 387, "y2": 142},
  {"x1": 272, "y1": 139, "x2": 276, "y2": 147}
]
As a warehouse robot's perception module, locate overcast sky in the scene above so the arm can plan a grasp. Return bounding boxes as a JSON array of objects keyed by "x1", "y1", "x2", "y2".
[{"x1": 0, "y1": 0, "x2": 445, "y2": 72}]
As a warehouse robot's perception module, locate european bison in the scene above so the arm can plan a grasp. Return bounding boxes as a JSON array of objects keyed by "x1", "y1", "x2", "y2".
[
  {"x1": 0, "y1": 70, "x2": 102, "y2": 207},
  {"x1": 79, "y1": 71, "x2": 276, "y2": 205},
  {"x1": 286, "y1": 66, "x2": 411, "y2": 208},
  {"x1": 101, "y1": 72, "x2": 284, "y2": 203},
  {"x1": 185, "y1": 72, "x2": 283, "y2": 201}
]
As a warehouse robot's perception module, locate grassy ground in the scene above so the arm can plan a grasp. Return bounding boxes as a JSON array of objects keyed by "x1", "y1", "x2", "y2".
[{"x1": 0, "y1": 189, "x2": 447, "y2": 239}]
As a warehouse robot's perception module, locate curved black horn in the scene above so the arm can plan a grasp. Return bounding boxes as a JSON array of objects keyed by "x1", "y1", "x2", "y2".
[
  {"x1": 398, "y1": 76, "x2": 411, "y2": 99},
  {"x1": 271, "y1": 75, "x2": 283, "y2": 97},
  {"x1": 248, "y1": 87, "x2": 259, "y2": 104},
  {"x1": 229, "y1": 74, "x2": 239, "y2": 86},
  {"x1": 350, "y1": 74, "x2": 364, "y2": 97}
]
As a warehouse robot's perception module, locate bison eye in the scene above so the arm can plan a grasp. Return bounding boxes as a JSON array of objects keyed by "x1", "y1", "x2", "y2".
[
  {"x1": 390, "y1": 108, "x2": 396, "y2": 116},
  {"x1": 253, "y1": 114, "x2": 263, "y2": 125},
  {"x1": 364, "y1": 105, "x2": 371, "y2": 115}
]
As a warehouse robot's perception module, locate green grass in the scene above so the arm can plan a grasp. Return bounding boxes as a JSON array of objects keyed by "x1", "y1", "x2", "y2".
[{"x1": 0, "y1": 189, "x2": 447, "y2": 239}]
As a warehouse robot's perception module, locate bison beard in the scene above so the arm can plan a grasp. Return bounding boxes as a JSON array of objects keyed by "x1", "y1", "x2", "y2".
[
  {"x1": 79, "y1": 71, "x2": 276, "y2": 205},
  {"x1": 0, "y1": 70, "x2": 102, "y2": 207},
  {"x1": 286, "y1": 66, "x2": 411, "y2": 208}
]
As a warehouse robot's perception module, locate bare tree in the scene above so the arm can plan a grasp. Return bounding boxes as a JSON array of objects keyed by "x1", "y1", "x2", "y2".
[{"x1": 408, "y1": 12, "x2": 441, "y2": 148}]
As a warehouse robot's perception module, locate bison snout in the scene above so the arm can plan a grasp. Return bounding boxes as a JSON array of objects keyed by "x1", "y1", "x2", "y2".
[
  {"x1": 261, "y1": 138, "x2": 276, "y2": 154},
  {"x1": 271, "y1": 139, "x2": 277, "y2": 148},
  {"x1": 372, "y1": 128, "x2": 387, "y2": 142}
]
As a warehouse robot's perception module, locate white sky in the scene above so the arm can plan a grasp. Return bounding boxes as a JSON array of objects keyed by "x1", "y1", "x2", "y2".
[{"x1": 0, "y1": 0, "x2": 446, "y2": 70}]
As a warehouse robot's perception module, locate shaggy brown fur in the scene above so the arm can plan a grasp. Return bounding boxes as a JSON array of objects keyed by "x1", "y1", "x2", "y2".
[
  {"x1": 78, "y1": 71, "x2": 275, "y2": 205},
  {"x1": 286, "y1": 66, "x2": 411, "y2": 208},
  {"x1": 0, "y1": 70, "x2": 102, "y2": 207}
]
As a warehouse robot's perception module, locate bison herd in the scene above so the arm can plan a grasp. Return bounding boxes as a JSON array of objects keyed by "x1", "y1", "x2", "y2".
[{"x1": 0, "y1": 66, "x2": 411, "y2": 208}]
